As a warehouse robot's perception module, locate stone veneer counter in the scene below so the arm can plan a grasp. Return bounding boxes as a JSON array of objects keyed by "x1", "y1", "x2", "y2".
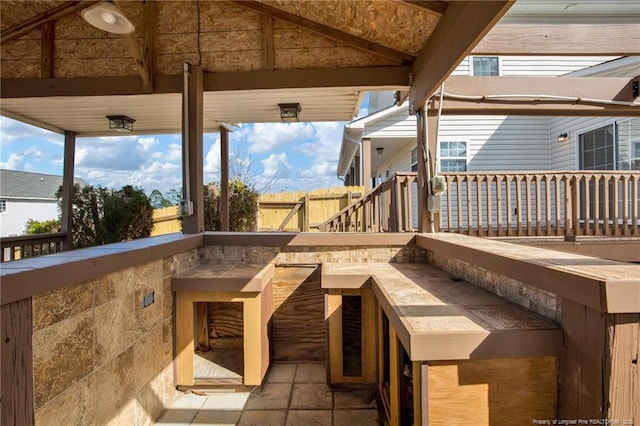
[
  {"x1": 172, "y1": 263, "x2": 274, "y2": 292},
  {"x1": 323, "y1": 262, "x2": 561, "y2": 361}
]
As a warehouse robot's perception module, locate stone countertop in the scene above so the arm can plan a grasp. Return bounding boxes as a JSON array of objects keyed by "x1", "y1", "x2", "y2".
[
  {"x1": 323, "y1": 262, "x2": 561, "y2": 361},
  {"x1": 172, "y1": 263, "x2": 275, "y2": 293},
  {"x1": 417, "y1": 232, "x2": 640, "y2": 313}
]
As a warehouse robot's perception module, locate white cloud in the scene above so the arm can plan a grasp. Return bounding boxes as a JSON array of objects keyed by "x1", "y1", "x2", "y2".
[
  {"x1": 137, "y1": 136, "x2": 159, "y2": 153},
  {"x1": 0, "y1": 116, "x2": 63, "y2": 147},
  {"x1": 22, "y1": 147, "x2": 46, "y2": 159},
  {"x1": 76, "y1": 135, "x2": 153, "y2": 171},
  {"x1": 245, "y1": 122, "x2": 315, "y2": 153},
  {"x1": 204, "y1": 137, "x2": 221, "y2": 182},
  {"x1": 261, "y1": 153, "x2": 292, "y2": 179},
  {"x1": 0, "y1": 152, "x2": 25, "y2": 170},
  {"x1": 294, "y1": 121, "x2": 344, "y2": 163}
]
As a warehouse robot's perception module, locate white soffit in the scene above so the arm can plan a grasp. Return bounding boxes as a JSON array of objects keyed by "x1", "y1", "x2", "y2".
[{"x1": 0, "y1": 87, "x2": 370, "y2": 136}]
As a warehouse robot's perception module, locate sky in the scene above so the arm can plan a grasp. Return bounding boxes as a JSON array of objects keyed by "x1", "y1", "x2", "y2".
[{"x1": 0, "y1": 99, "x2": 368, "y2": 197}]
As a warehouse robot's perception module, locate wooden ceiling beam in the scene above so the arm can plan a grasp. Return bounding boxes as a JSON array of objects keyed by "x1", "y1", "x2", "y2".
[
  {"x1": 262, "y1": 16, "x2": 275, "y2": 70},
  {"x1": 409, "y1": 1, "x2": 514, "y2": 111},
  {"x1": 401, "y1": 1, "x2": 448, "y2": 15},
  {"x1": 427, "y1": 76, "x2": 640, "y2": 116},
  {"x1": 113, "y1": 0, "x2": 153, "y2": 93},
  {"x1": 1, "y1": 0, "x2": 99, "y2": 45},
  {"x1": 230, "y1": 0, "x2": 414, "y2": 64},
  {"x1": 1, "y1": 66, "x2": 411, "y2": 98},
  {"x1": 142, "y1": 0, "x2": 157, "y2": 92},
  {"x1": 40, "y1": 21, "x2": 55, "y2": 79},
  {"x1": 473, "y1": 23, "x2": 640, "y2": 56}
]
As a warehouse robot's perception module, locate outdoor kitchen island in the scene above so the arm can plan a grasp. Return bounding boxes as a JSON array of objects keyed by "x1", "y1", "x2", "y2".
[{"x1": 172, "y1": 255, "x2": 561, "y2": 425}]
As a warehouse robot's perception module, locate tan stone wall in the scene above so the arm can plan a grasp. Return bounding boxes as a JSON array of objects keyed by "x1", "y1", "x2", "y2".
[
  {"x1": 426, "y1": 250, "x2": 561, "y2": 322},
  {"x1": 203, "y1": 243, "x2": 427, "y2": 265},
  {"x1": 31, "y1": 247, "x2": 202, "y2": 426}
]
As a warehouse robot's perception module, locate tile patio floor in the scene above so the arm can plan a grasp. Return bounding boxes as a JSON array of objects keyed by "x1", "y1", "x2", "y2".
[{"x1": 155, "y1": 362, "x2": 381, "y2": 425}]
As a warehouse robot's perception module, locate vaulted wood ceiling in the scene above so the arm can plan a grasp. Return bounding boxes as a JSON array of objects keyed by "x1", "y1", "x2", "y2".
[{"x1": 0, "y1": 0, "x2": 513, "y2": 134}]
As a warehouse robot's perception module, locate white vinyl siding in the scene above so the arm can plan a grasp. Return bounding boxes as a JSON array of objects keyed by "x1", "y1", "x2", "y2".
[
  {"x1": 438, "y1": 116, "x2": 550, "y2": 171},
  {"x1": 363, "y1": 109, "x2": 416, "y2": 139},
  {"x1": 373, "y1": 141, "x2": 415, "y2": 178},
  {"x1": 453, "y1": 56, "x2": 617, "y2": 77},
  {"x1": 499, "y1": 56, "x2": 618, "y2": 76}
]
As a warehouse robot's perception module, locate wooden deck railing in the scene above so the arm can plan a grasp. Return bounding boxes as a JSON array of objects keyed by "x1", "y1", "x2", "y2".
[
  {"x1": 0, "y1": 232, "x2": 67, "y2": 262},
  {"x1": 319, "y1": 172, "x2": 418, "y2": 232},
  {"x1": 321, "y1": 171, "x2": 640, "y2": 237},
  {"x1": 441, "y1": 171, "x2": 640, "y2": 237}
]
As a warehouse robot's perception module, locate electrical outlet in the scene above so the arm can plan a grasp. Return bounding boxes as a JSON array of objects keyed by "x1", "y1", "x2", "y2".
[
  {"x1": 179, "y1": 199, "x2": 193, "y2": 217},
  {"x1": 143, "y1": 291, "x2": 154, "y2": 308}
]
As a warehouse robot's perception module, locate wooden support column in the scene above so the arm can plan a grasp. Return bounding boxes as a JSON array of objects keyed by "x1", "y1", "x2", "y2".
[
  {"x1": 40, "y1": 21, "x2": 54, "y2": 78},
  {"x1": 416, "y1": 111, "x2": 430, "y2": 233},
  {"x1": 61, "y1": 131, "x2": 76, "y2": 250},
  {"x1": 182, "y1": 63, "x2": 204, "y2": 234},
  {"x1": 354, "y1": 156, "x2": 361, "y2": 187},
  {"x1": 1, "y1": 298, "x2": 34, "y2": 426},
  {"x1": 362, "y1": 138, "x2": 372, "y2": 191},
  {"x1": 427, "y1": 109, "x2": 440, "y2": 232},
  {"x1": 220, "y1": 126, "x2": 230, "y2": 232},
  {"x1": 142, "y1": 0, "x2": 157, "y2": 93},
  {"x1": 262, "y1": 16, "x2": 275, "y2": 70}
]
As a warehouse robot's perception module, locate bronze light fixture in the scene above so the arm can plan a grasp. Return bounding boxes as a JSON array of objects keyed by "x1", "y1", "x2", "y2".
[
  {"x1": 107, "y1": 115, "x2": 135, "y2": 132},
  {"x1": 376, "y1": 147, "x2": 384, "y2": 155},
  {"x1": 557, "y1": 132, "x2": 569, "y2": 143},
  {"x1": 278, "y1": 103, "x2": 301, "y2": 122}
]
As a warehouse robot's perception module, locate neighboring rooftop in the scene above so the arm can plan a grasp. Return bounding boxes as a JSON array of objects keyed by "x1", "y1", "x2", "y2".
[{"x1": 0, "y1": 169, "x2": 86, "y2": 200}]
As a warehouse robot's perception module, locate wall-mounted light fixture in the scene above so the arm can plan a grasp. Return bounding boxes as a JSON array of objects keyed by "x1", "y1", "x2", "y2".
[
  {"x1": 278, "y1": 103, "x2": 301, "y2": 122},
  {"x1": 376, "y1": 147, "x2": 384, "y2": 155},
  {"x1": 557, "y1": 132, "x2": 570, "y2": 143},
  {"x1": 82, "y1": 2, "x2": 135, "y2": 34},
  {"x1": 107, "y1": 115, "x2": 135, "y2": 132}
]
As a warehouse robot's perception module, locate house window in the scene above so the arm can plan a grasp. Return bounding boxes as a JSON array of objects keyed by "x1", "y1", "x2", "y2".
[
  {"x1": 471, "y1": 56, "x2": 499, "y2": 76},
  {"x1": 411, "y1": 148, "x2": 418, "y2": 172},
  {"x1": 579, "y1": 124, "x2": 614, "y2": 170},
  {"x1": 616, "y1": 118, "x2": 640, "y2": 170},
  {"x1": 579, "y1": 119, "x2": 640, "y2": 171},
  {"x1": 439, "y1": 141, "x2": 467, "y2": 172},
  {"x1": 0, "y1": 200, "x2": 6, "y2": 213}
]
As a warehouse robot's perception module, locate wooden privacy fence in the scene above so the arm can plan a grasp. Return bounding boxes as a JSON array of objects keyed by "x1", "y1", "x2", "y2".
[
  {"x1": 441, "y1": 171, "x2": 640, "y2": 237},
  {"x1": 320, "y1": 173, "x2": 418, "y2": 232},
  {"x1": 152, "y1": 206, "x2": 181, "y2": 236},
  {"x1": 259, "y1": 186, "x2": 364, "y2": 232}
]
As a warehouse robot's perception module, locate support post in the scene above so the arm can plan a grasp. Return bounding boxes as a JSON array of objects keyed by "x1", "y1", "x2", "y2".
[
  {"x1": 362, "y1": 138, "x2": 372, "y2": 191},
  {"x1": 1, "y1": 299, "x2": 34, "y2": 426},
  {"x1": 416, "y1": 110, "x2": 430, "y2": 233},
  {"x1": 182, "y1": 63, "x2": 204, "y2": 234},
  {"x1": 220, "y1": 126, "x2": 230, "y2": 232},
  {"x1": 61, "y1": 131, "x2": 76, "y2": 249}
]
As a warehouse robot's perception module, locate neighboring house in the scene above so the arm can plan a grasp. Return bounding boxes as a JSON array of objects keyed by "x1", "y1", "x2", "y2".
[
  {"x1": 337, "y1": 55, "x2": 640, "y2": 231},
  {"x1": 339, "y1": 55, "x2": 640, "y2": 186},
  {"x1": 0, "y1": 169, "x2": 86, "y2": 237}
]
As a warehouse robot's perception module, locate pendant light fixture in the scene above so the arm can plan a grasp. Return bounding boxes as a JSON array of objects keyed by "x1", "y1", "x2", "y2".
[{"x1": 81, "y1": 2, "x2": 135, "y2": 34}]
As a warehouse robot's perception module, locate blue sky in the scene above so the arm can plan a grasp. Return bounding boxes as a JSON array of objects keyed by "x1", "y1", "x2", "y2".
[{"x1": 0, "y1": 98, "x2": 368, "y2": 197}]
